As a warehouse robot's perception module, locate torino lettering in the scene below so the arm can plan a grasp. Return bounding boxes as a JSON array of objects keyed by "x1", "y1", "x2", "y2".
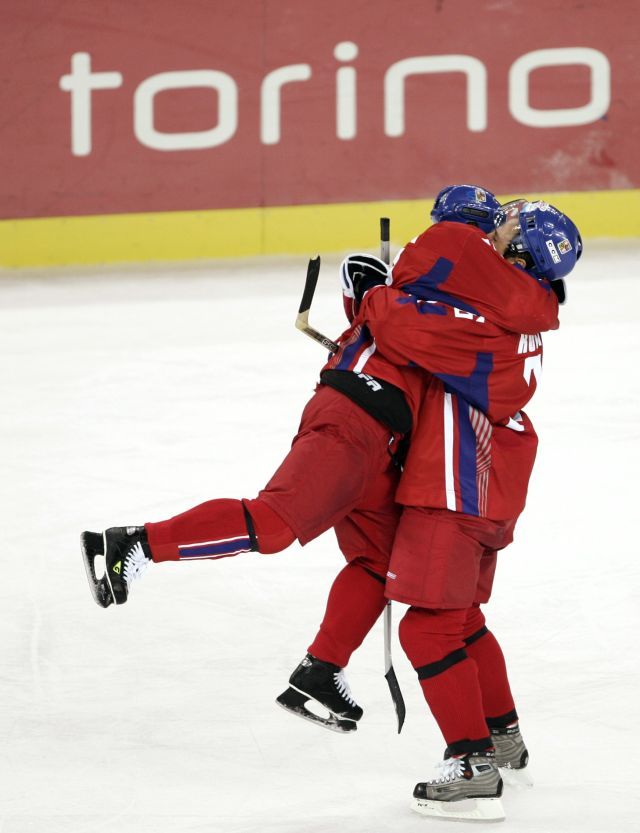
[{"x1": 59, "y1": 46, "x2": 611, "y2": 156}]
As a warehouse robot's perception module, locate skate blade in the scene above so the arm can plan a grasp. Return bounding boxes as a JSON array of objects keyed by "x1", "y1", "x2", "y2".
[
  {"x1": 500, "y1": 765, "x2": 534, "y2": 788},
  {"x1": 275, "y1": 688, "x2": 357, "y2": 734},
  {"x1": 411, "y1": 796, "x2": 505, "y2": 823},
  {"x1": 80, "y1": 531, "x2": 113, "y2": 608}
]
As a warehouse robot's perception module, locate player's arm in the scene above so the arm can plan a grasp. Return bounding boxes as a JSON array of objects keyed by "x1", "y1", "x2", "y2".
[
  {"x1": 459, "y1": 233, "x2": 559, "y2": 334},
  {"x1": 358, "y1": 286, "x2": 481, "y2": 377},
  {"x1": 392, "y1": 224, "x2": 559, "y2": 335}
]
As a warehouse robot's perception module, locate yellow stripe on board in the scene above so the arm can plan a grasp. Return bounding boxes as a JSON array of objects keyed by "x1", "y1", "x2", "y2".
[{"x1": 1, "y1": 189, "x2": 638, "y2": 268}]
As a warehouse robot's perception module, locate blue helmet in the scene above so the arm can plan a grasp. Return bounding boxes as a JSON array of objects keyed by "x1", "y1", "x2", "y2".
[
  {"x1": 505, "y1": 201, "x2": 583, "y2": 304},
  {"x1": 430, "y1": 184, "x2": 501, "y2": 233}
]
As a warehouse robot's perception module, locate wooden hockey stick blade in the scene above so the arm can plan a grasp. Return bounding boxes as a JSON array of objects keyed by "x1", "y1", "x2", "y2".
[
  {"x1": 385, "y1": 666, "x2": 406, "y2": 734},
  {"x1": 295, "y1": 256, "x2": 339, "y2": 353}
]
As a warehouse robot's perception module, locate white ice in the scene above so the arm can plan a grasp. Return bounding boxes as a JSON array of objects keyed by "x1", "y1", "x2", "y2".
[{"x1": 1, "y1": 242, "x2": 639, "y2": 833}]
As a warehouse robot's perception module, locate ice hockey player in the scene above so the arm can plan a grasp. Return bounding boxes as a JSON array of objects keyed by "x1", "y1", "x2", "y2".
[{"x1": 279, "y1": 197, "x2": 581, "y2": 821}]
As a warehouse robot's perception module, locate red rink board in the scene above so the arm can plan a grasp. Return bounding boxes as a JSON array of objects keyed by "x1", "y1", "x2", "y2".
[{"x1": 2, "y1": 0, "x2": 638, "y2": 219}]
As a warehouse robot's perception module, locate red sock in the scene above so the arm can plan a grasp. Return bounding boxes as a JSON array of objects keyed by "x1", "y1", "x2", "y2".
[
  {"x1": 463, "y1": 606, "x2": 516, "y2": 722},
  {"x1": 399, "y1": 607, "x2": 490, "y2": 750},
  {"x1": 418, "y1": 659, "x2": 489, "y2": 750},
  {"x1": 308, "y1": 562, "x2": 387, "y2": 667},
  {"x1": 145, "y1": 497, "x2": 294, "y2": 562}
]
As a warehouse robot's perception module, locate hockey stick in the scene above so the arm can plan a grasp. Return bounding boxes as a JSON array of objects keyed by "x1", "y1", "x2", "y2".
[
  {"x1": 384, "y1": 600, "x2": 405, "y2": 733},
  {"x1": 295, "y1": 256, "x2": 339, "y2": 353},
  {"x1": 379, "y1": 217, "x2": 406, "y2": 734},
  {"x1": 380, "y1": 216, "x2": 391, "y2": 265}
]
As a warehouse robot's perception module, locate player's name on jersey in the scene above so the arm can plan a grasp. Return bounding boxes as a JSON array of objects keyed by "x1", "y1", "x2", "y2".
[{"x1": 517, "y1": 333, "x2": 543, "y2": 355}]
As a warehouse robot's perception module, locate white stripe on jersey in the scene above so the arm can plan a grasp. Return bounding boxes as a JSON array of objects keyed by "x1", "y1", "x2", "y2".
[
  {"x1": 178, "y1": 534, "x2": 248, "y2": 550},
  {"x1": 444, "y1": 392, "x2": 456, "y2": 511},
  {"x1": 353, "y1": 340, "x2": 377, "y2": 373}
]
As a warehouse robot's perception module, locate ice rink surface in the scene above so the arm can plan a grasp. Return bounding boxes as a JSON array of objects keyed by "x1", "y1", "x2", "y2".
[{"x1": 2, "y1": 241, "x2": 639, "y2": 833}]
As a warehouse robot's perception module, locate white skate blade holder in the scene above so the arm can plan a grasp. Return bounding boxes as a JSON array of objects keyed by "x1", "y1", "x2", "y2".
[
  {"x1": 80, "y1": 531, "x2": 112, "y2": 608},
  {"x1": 412, "y1": 796, "x2": 505, "y2": 823},
  {"x1": 500, "y1": 766, "x2": 534, "y2": 789},
  {"x1": 275, "y1": 686, "x2": 358, "y2": 734}
]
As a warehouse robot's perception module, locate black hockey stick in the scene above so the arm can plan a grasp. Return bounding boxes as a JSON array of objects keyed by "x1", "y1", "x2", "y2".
[
  {"x1": 380, "y1": 216, "x2": 391, "y2": 265},
  {"x1": 295, "y1": 256, "x2": 339, "y2": 353},
  {"x1": 383, "y1": 600, "x2": 405, "y2": 733},
  {"x1": 379, "y1": 217, "x2": 406, "y2": 734}
]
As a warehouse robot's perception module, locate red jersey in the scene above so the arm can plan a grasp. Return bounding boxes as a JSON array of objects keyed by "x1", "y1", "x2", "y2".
[
  {"x1": 359, "y1": 289, "x2": 542, "y2": 518},
  {"x1": 350, "y1": 222, "x2": 559, "y2": 520},
  {"x1": 358, "y1": 289, "x2": 545, "y2": 425},
  {"x1": 325, "y1": 223, "x2": 557, "y2": 424}
]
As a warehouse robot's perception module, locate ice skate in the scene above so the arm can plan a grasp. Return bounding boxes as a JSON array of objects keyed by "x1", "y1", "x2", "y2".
[
  {"x1": 81, "y1": 526, "x2": 152, "y2": 608},
  {"x1": 276, "y1": 653, "x2": 362, "y2": 733},
  {"x1": 411, "y1": 750, "x2": 505, "y2": 822},
  {"x1": 491, "y1": 724, "x2": 533, "y2": 787}
]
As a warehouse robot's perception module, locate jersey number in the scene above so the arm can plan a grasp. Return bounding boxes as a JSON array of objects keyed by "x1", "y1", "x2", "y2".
[{"x1": 523, "y1": 354, "x2": 542, "y2": 386}]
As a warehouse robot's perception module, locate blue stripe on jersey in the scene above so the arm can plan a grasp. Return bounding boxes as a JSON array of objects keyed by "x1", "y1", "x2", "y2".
[
  {"x1": 436, "y1": 352, "x2": 493, "y2": 413},
  {"x1": 395, "y1": 295, "x2": 447, "y2": 316},
  {"x1": 179, "y1": 538, "x2": 252, "y2": 558},
  {"x1": 402, "y1": 257, "x2": 481, "y2": 316},
  {"x1": 456, "y1": 399, "x2": 480, "y2": 516},
  {"x1": 335, "y1": 325, "x2": 372, "y2": 370}
]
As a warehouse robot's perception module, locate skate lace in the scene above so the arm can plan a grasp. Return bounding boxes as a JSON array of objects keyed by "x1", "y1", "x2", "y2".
[
  {"x1": 123, "y1": 541, "x2": 150, "y2": 586},
  {"x1": 428, "y1": 757, "x2": 465, "y2": 784},
  {"x1": 333, "y1": 670, "x2": 358, "y2": 707}
]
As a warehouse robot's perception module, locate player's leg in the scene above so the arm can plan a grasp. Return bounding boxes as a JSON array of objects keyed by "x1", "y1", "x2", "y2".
[
  {"x1": 276, "y1": 447, "x2": 402, "y2": 730},
  {"x1": 305, "y1": 462, "x2": 402, "y2": 667},
  {"x1": 81, "y1": 385, "x2": 397, "y2": 607},
  {"x1": 388, "y1": 507, "x2": 506, "y2": 821},
  {"x1": 307, "y1": 564, "x2": 388, "y2": 667},
  {"x1": 147, "y1": 496, "x2": 293, "y2": 562},
  {"x1": 398, "y1": 604, "x2": 504, "y2": 821},
  {"x1": 463, "y1": 602, "x2": 516, "y2": 724},
  {"x1": 275, "y1": 562, "x2": 387, "y2": 731},
  {"x1": 464, "y1": 602, "x2": 532, "y2": 785},
  {"x1": 399, "y1": 605, "x2": 491, "y2": 746},
  {"x1": 80, "y1": 497, "x2": 293, "y2": 608}
]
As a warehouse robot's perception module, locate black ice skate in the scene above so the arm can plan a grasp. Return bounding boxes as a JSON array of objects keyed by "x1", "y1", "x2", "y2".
[
  {"x1": 412, "y1": 750, "x2": 505, "y2": 822},
  {"x1": 491, "y1": 723, "x2": 533, "y2": 787},
  {"x1": 81, "y1": 526, "x2": 152, "y2": 608},
  {"x1": 276, "y1": 654, "x2": 363, "y2": 733}
]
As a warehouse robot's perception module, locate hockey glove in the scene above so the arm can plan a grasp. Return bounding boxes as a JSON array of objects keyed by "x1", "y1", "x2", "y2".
[{"x1": 340, "y1": 253, "x2": 392, "y2": 308}]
